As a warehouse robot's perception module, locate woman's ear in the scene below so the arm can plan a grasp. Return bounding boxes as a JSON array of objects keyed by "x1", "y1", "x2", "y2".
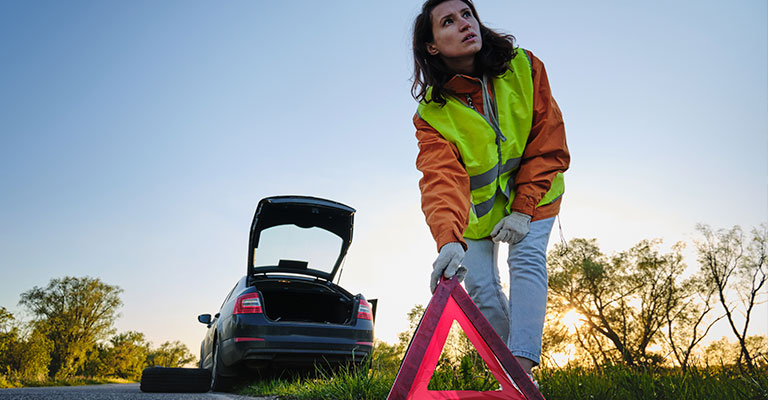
[{"x1": 426, "y1": 42, "x2": 440, "y2": 56}]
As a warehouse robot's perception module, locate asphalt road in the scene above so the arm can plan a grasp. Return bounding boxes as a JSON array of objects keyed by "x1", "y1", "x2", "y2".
[{"x1": 0, "y1": 384, "x2": 273, "y2": 400}]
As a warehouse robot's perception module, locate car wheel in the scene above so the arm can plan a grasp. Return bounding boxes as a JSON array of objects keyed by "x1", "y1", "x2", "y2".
[
  {"x1": 210, "y1": 339, "x2": 233, "y2": 392},
  {"x1": 139, "y1": 367, "x2": 211, "y2": 393}
]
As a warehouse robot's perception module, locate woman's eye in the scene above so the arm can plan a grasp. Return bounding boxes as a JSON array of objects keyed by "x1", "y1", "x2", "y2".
[
  {"x1": 443, "y1": 18, "x2": 453, "y2": 26},
  {"x1": 463, "y1": 11, "x2": 472, "y2": 18}
]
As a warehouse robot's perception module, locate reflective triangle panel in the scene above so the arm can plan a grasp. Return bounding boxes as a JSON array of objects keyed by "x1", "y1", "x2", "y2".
[{"x1": 386, "y1": 277, "x2": 546, "y2": 400}]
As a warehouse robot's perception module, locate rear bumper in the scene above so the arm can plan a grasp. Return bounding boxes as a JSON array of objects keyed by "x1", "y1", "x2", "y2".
[
  {"x1": 220, "y1": 334, "x2": 373, "y2": 370},
  {"x1": 217, "y1": 313, "x2": 373, "y2": 372},
  {"x1": 241, "y1": 347, "x2": 372, "y2": 369}
]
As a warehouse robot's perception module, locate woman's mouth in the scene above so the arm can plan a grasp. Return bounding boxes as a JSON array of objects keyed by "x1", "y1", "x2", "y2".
[{"x1": 462, "y1": 33, "x2": 477, "y2": 42}]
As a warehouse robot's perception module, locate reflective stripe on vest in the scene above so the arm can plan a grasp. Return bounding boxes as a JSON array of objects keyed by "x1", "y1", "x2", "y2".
[{"x1": 418, "y1": 49, "x2": 565, "y2": 239}]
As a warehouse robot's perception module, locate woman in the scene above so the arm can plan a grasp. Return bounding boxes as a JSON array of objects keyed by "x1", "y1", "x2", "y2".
[{"x1": 411, "y1": 0, "x2": 570, "y2": 378}]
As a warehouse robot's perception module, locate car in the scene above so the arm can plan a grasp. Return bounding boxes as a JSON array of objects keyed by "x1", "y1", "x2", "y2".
[{"x1": 197, "y1": 195, "x2": 376, "y2": 391}]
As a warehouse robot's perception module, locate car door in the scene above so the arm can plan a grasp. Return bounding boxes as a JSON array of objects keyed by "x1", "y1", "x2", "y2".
[{"x1": 201, "y1": 281, "x2": 240, "y2": 369}]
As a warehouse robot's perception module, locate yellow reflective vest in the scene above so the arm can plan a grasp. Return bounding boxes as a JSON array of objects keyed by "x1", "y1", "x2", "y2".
[{"x1": 417, "y1": 51, "x2": 565, "y2": 239}]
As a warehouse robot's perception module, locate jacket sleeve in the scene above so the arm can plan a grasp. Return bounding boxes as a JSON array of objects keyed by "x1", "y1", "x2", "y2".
[
  {"x1": 414, "y1": 113, "x2": 470, "y2": 252},
  {"x1": 510, "y1": 50, "x2": 571, "y2": 216}
]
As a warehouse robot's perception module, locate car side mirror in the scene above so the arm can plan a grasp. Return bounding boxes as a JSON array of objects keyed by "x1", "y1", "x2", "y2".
[{"x1": 198, "y1": 314, "x2": 212, "y2": 325}]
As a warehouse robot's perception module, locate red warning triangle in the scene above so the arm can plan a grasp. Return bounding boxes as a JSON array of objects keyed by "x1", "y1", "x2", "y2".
[{"x1": 387, "y1": 277, "x2": 546, "y2": 400}]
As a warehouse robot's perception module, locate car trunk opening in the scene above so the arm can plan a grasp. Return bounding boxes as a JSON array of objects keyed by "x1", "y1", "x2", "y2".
[
  {"x1": 248, "y1": 196, "x2": 355, "y2": 282},
  {"x1": 254, "y1": 280, "x2": 354, "y2": 325}
]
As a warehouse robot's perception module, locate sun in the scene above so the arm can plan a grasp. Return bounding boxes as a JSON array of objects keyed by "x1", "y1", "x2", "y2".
[{"x1": 561, "y1": 308, "x2": 585, "y2": 333}]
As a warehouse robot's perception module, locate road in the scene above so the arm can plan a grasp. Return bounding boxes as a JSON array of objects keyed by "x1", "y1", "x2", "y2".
[{"x1": 0, "y1": 384, "x2": 274, "y2": 400}]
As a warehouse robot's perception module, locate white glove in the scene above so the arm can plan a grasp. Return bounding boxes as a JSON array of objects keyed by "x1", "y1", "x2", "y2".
[
  {"x1": 430, "y1": 242, "x2": 466, "y2": 293},
  {"x1": 490, "y1": 212, "x2": 531, "y2": 244}
]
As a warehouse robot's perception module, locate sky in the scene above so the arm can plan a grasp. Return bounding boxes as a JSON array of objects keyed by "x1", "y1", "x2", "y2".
[{"x1": 1, "y1": 0, "x2": 766, "y2": 358}]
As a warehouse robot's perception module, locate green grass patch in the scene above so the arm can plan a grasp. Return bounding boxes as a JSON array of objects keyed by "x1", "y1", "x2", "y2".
[
  {"x1": 538, "y1": 365, "x2": 768, "y2": 400},
  {"x1": 238, "y1": 363, "x2": 395, "y2": 400},
  {"x1": 237, "y1": 362, "x2": 768, "y2": 400}
]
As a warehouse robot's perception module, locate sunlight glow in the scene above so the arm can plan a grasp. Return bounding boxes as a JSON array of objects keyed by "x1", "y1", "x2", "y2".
[
  {"x1": 562, "y1": 309, "x2": 585, "y2": 333},
  {"x1": 550, "y1": 344, "x2": 577, "y2": 367}
]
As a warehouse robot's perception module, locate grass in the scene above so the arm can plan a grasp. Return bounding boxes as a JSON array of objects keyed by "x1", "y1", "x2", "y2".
[
  {"x1": 538, "y1": 365, "x2": 768, "y2": 400},
  {"x1": 236, "y1": 360, "x2": 768, "y2": 400},
  {"x1": 237, "y1": 363, "x2": 395, "y2": 400},
  {"x1": 0, "y1": 374, "x2": 133, "y2": 389}
]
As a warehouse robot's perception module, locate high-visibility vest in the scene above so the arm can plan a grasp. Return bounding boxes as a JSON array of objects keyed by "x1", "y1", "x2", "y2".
[{"x1": 417, "y1": 50, "x2": 565, "y2": 239}]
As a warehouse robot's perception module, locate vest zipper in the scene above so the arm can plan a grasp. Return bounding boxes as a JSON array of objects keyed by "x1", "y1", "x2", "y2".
[
  {"x1": 480, "y1": 76, "x2": 506, "y2": 143},
  {"x1": 460, "y1": 80, "x2": 507, "y2": 199},
  {"x1": 480, "y1": 76, "x2": 506, "y2": 197}
]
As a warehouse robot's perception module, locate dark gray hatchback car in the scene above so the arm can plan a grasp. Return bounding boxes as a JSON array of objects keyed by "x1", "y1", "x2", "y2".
[{"x1": 197, "y1": 196, "x2": 375, "y2": 391}]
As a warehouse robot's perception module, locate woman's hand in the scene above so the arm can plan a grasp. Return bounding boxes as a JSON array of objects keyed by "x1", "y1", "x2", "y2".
[
  {"x1": 430, "y1": 242, "x2": 466, "y2": 293},
  {"x1": 491, "y1": 212, "x2": 531, "y2": 243}
]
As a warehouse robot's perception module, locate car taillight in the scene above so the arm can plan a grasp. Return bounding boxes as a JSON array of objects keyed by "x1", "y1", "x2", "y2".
[
  {"x1": 233, "y1": 292, "x2": 262, "y2": 314},
  {"x1": 357, "y1": 299, "x2": 373, "y2": 320}
]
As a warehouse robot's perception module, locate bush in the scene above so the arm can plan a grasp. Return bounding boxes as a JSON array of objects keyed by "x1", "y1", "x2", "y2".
[
  {"x1": 0, "y1": 374, "x2": 20, "y2": 388},
  {"x1": 2, "y1": 327, "x2": 52, "y2": 381},
  {"x1": 146, "y1": 340, "x2": 195, "y2": 368}
]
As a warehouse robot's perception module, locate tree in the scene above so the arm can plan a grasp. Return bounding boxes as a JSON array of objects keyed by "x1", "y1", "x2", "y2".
[
  {"x1": 703, "y1": 335, "x2": 768, "y2": 368},
  {"x1": 80, "y1": 345, "x2": 106, "y2": 378},
  {"x1": 98, "y1": 331, "x2": 151, "y2": 380},
  {"x1": 147, "y1": 341, "x2": 195, "y2": 368},
  {"x1": 540, "y1": 302, "x2": 572, "y2": 368},
  {"x1": 0, "y1": 307, "x2": 13, "y2": 330},
  {"x1": 696, "y1": 224, "x2": 768, "y2": 374},
  {"x1": 0, "y1": 308, "x2": 52, "y2": 381},
  {"x1": 371, "y1": 339, "x2": 403, "y2": 373},
  {"x1": 548, "y1": 238, "x2": 686, "y2": 367},
  {"x1": 662, "y1": 271, "x2": 723, "y2": 372},
  {"x1": 0, "y1": 307, "x2": 18, "y2": 375},
  {"x1": 18, "y1": 276, "x2": 123, "y2": 379},
  {"x1": 703, "y1": 336, "x2": 739, "y2": 366},
  {"x1": 0, "y1": 307, "x2": 15, "y2": 353},
  {"x1": 744, "y1": 335, "x2": 768, "y2": 368},
  {"x1": 4, "y1": 326, "x2": 53, "y2": 381},
  {"x1": 397, "y1": 304, "x2": 426, "y2": 351}
]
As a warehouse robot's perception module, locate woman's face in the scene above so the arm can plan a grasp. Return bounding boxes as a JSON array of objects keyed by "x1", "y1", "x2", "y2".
[{"x1": 427, "y1": 0, "x2": 482, "y2": 72}]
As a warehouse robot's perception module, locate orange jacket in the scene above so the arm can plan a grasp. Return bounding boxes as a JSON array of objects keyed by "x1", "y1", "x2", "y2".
[{"x1": 415, "y1": 50, "x2": 570, "y2": 251}]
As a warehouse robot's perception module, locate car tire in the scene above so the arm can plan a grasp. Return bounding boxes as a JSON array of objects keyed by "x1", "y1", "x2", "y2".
[
  {"x1": 210, "y1": 339, "x2": 234, "y2": 392},
  {"x1": 139, "y1": 367, "x2": 211, "y2": 393}
]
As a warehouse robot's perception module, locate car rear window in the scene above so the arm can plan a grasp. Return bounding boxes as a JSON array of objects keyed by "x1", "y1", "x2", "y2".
[{"x1": 253, "y1": 224, "x2": 342, "y2": 276}]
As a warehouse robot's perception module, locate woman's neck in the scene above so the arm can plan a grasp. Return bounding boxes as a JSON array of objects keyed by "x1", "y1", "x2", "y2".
[{"x1": 442, "y1": 55, "x2": 476, "y2": 76}]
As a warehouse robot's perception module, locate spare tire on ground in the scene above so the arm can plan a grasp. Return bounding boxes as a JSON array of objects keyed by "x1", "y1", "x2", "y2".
[{"x1": 140, "y1": 367, "x2": 212, "y2": 393}]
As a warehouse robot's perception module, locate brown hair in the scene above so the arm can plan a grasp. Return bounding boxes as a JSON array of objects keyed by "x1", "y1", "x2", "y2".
[{"x1": 411, "y1": 0, "x2": 518, "y2": 105}]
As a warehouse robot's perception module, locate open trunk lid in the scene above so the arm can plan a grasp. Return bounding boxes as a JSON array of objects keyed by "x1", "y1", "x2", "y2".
[{"x1": 247, "y1": 196, "x2": 355, "y2": 282}]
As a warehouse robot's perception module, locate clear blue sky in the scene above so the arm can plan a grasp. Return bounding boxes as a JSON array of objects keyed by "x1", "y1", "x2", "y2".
[{"x1": 1, "y1": 0, "x2": 766, "y2": 355}]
